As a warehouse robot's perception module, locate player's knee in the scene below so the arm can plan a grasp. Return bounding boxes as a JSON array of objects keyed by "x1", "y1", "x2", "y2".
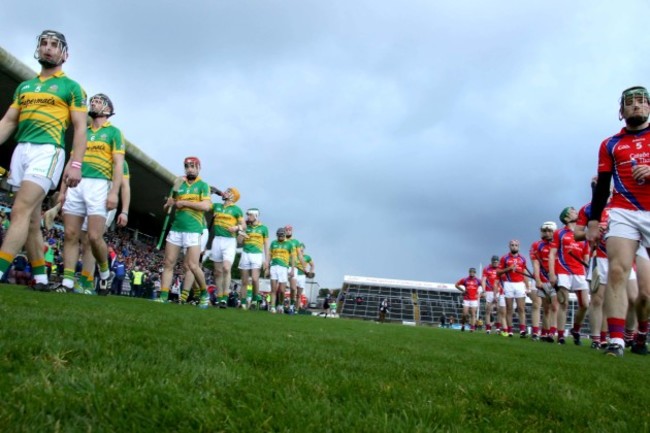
[
  {"x1": 87, "y1": 230, "x2": 104, "y2": 245},
  {"x1": 64, "y1": 227, "x2": 80, "y2": 242}
]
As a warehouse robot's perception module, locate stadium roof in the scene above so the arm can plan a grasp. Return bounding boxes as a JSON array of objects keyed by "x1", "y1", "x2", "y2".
[
  {"x1": 0, "y1": 45, "x2": 175, "y2": 237},
  {"x1": 343, "y1": 275, "x2": 456, "y2": 292}
]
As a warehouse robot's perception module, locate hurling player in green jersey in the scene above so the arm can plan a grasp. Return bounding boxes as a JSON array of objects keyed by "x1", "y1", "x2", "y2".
[
  {"x1": 284, "y1": 225, "x2": 307, "y2": 313},
  {"x1": 78, "y1": 159, "x2": 131, "y2": 294},
  {"x1": 237, "y1": 208, "x2": 270, "y2": 309},
  {"x1": 210, "y1": 187, "x2": 245, "y2": 307},
  {"x1": 296, "y1": 249, "x2": 315, "y2": 311},
  {"x1": 267, "y1": 227, "x2": 295, "y2": 313},
  {"x1": 57, "y1": 94, "x2": 125, "y2": 294},
  {"x1": 0, "y1": 30, "x2": 87, "y2": 289},
  {"x1": 160, "y1": 157, "x2": 212, "y2": 307}
]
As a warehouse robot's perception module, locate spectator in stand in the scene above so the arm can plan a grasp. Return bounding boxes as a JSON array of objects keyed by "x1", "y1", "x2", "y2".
[
  {"x1": 130, "y1": 265, "x2": 145, "y2": 298},
  {"x1": 169, "y1": 274, "x2": 181, "y2": 303},
  {"x1": 111, "y1": 254, "x2": 127, "y2": 295}
]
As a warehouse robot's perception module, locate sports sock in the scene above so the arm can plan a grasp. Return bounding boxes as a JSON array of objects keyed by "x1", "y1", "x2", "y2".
[
  {"x1": 609, "y1": 318, "x2": 626, "y2": 346},
  {"x1": 98, "y1": 261, "x2": 110, "y2": 280},
  {"x1": 180, "y1": 289, "x2": 190, "y2": 302},
  {"x1": 62, "y1": 268, "x2": 75, "y2": 288},
  {"x1": 0, "y1": 251, "x2": 14, "y2": 278},
  {"x1": 31, "y1": 259, "x2": 47, "y2": 283}
]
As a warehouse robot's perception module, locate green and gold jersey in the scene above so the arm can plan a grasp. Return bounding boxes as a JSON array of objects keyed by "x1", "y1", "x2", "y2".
[
  {"x1": 297, "y1": 254, "x2": 312, "y2": 275},
  {"x1": 243, "y1": 223, "x2": 269, "y2": 254},
  {"x1": 270, "y1": 240, "x2": 294, "y2": 268},
  {"x1": 10, "y1": 71, "x2": 87, "y2": 147},
  {"x1": 212, "y1": 203, "x2": 243, "y2": 238},
  {"x1": 170, "y1": 177, "x2": 211, "y2": 234},
  {"x1": 82, "y1": 121, "x2": 125, "y2": 180},
  {"x1": 286, "y1": 238, "x2": 303, "y2": 265}
]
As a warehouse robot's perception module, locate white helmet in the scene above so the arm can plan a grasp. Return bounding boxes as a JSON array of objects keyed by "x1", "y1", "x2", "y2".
[
  {"x1": 541, "y1": 221, "x2": 557, "y2": 231},
  {"x1": 246, "y1": 208, "x2": 260, "y2": 222}
]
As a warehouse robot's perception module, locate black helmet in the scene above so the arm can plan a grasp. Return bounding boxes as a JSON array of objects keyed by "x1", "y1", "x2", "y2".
[{"x1": 89, "y1": 93, "x2": 115, "y2": 118}]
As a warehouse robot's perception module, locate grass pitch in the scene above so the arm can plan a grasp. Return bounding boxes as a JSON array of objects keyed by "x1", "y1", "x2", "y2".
[{"x1": 0, "y1": 284, "x2": 647, "y2": 433}]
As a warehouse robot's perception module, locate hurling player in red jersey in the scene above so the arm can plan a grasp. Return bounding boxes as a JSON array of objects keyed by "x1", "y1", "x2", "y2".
[
  {"x1": 530, "y1": 222, "x2": 558, "y2": 342},
  {"x1": 481, "y1": 255, "x2": 500, "y2": 334},
  {"x1": 496, "y1": 240, "x2": 530, "y2": 338},
  {"x1": 549, "y1": 207, "x2": 590, "y2": 345},
  {"x1": 455, "y1": 267, "x2": 482, "y2": 332},
  {"x1": 575, "y1": 198, "x2": 610, "y2": 349},
  {"x1": 587, "y1": 86, "x2": 650, "y2": 356}
]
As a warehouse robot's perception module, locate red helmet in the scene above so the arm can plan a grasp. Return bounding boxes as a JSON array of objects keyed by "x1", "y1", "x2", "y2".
[{"x1": 184, "y1": 156, "x2": 201, "y2": 170}]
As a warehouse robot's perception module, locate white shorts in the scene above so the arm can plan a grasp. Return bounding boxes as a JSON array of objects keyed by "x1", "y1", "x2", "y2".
[
  {"x1": 201, "y1": 228, "x2": 209, "y2": 252},
  {"x1": 463, "y1": 299, "x2": 479, "y2": 308},
  {"x1": 498, "y1": 294, "x2": 506, "y2": 307},
  {"x1": 296, "y1": 274, "x2": 306, "y2": 289},
  {"x1": 81, "y1": 209, "x2": 114, "y2": 232},
  {"x1": 607, "y1": 208, "x2": 650, "y2": 248},
  {"x1": 594, "y1": 257, "x2": 638, "y2": 283},
  {"x1": 238, "y1": 252, "x2": 264, "y2": 270},
  {"x1": 484, "y1": 291, "x2": 495, "y2": 304},
  {"x1": 63, "y1": 178, "x2": 111, "y2": 218},
  {"x1": 503, "y1": 281, "x2": 527, "y2": 299},
  {"x1": 289, "y1": 267, "x2": 298, "y2": 281},
  {"x1": 270, "y1": 265, "x2": 288, "y2": 284},
  {"x1": 556, "y1": 274, "x2": 588, "y2": 292},
  {"x1": 8, "y1": 143, "x2": 65, "y2": 192},
  {"x1": 166, "y1": 230, "x2": 201, "y2": 248},
  {"x1": 211, "y1": 236, "x2": 237, "y2": 263}
]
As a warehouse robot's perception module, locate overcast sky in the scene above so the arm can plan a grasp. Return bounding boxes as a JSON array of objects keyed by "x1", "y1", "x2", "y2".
[{"x1": 2, "y1": 1, "x2": 650, "y2": 288}]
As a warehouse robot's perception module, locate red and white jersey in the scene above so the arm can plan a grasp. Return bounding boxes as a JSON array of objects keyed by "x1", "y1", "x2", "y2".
[
  {"x1": 498, "y1": 253, "x2": 527, "y2": 283},
  {"x1": 529, "y1": 240, "x2": 552, "y2": 283},
  {"x1": 551, "y1": 227, "x2": 590, "y2": 275},
  {"x1": 597, "y1": 127, "x2": 650, "y2": 211},
  {"x1": 481, "y1": 265, "x2": 499, "y2": 292},
  {"x1": 456, "y1": 276, "x2": 481, "y2": 301},
  {"x1": 576, "y1": 202, "x2": 609, "y2": 259}
]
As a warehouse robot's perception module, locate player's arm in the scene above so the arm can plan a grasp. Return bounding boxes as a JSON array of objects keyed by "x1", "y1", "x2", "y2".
[
  {"x1": 117, "y1": 175, "x2": 131, "y2": 227},
  {"x1": 64, "y1": 110, "x2": 88, "y2": 187},
  {"x1": 308, "y1": 257, "x2": 315, "y2": 274},
  {"x1": 587, "y1": 171, "x2": 612, "y2": 242},
  {"x1": 263, "y1": 235, "x2": 270, "y2": 270},
  {"x1": 297, "y1": 245, "x2": 307, "y2": 270},
  {"x1": 176, "y1": 198, "x2": 212, "y2": 212},
  {"x1": 56, "y1": 158, "x2": 73, "y2": 206},
  {"x1": 574, "y1": 224, "x2": 587, "y2": 241},
  {"x1": 107, "y1": 153, "x2": 124, "y2": 211},
  {"x1": 582, "y1": 242, "x2": 591, "y2": 266},
  {"x1": 548, "y1": 248, "x2": 557, "y2": 285},
  {"x1": 532, "y1": 259, "x2": 543, "y2": 289},
  {"x1": 288, "y1": 246, "x2": 296, "y2": 276},
  {"x1": 0, "y1": 107, "x2": 19, "y2": 145},
  {"x1": 522, "y1": 258, "x2": 530, "y2": 290},
  {"x1": 496, "y1": 259, "x2": 508, "y2": 276},
  {"x1": 455, "y1": 279, "x2": 465, "y2": 292}
]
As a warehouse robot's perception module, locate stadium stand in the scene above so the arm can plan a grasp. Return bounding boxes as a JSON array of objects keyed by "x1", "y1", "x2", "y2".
[{"x1": 340, "y1": 275, "x2": 590, "y2": 333}]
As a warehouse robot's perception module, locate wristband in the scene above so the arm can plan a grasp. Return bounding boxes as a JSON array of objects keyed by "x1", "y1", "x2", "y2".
[
  {"x1": 121, "y1": 212, "x2": 128, "y2": 217},
  {"x1": 71, "y1": 160, "x2": 82, "y2": 169}
]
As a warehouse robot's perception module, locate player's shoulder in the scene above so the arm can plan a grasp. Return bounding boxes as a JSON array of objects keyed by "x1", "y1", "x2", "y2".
[{"x1": 16, "y1": 76, "x2": 39, "y2": 90}]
